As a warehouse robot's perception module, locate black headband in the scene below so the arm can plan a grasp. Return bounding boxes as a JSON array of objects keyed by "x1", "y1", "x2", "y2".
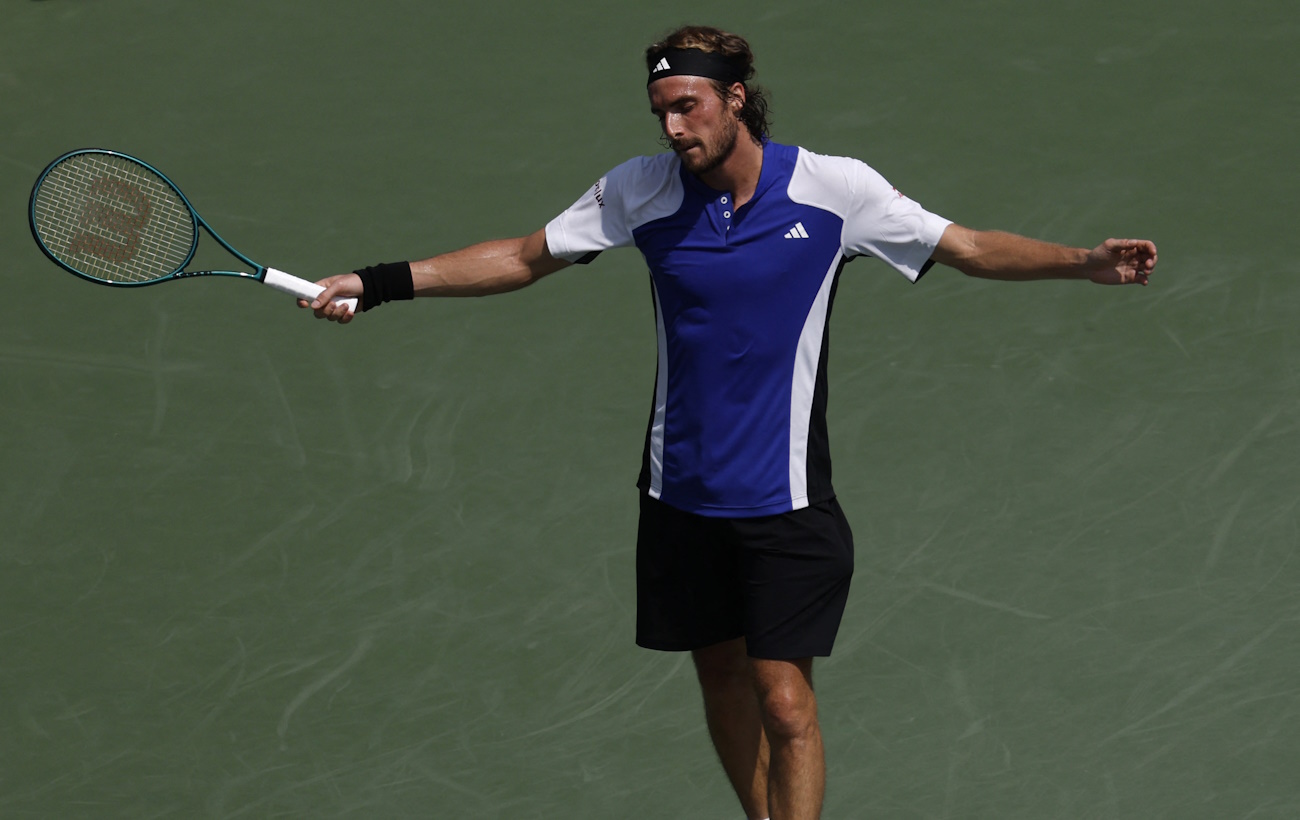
[{"x1": 647, "y1": 48, "x2": 747, "y2": 86}]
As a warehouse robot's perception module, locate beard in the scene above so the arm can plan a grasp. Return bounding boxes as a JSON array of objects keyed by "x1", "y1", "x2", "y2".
[{"x1": 673, "y1": 112, "x2": 740, "y2": 176}]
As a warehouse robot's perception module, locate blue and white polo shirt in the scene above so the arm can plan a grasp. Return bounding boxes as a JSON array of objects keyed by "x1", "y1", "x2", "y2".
[{"x1": 545, "y1": 140, "x2": 951, "y2": 517}]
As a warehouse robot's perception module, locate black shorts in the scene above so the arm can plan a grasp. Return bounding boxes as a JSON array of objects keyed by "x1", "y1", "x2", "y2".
[{"x1": 635, "y1": 494, "x2": 855, "y2": 659}]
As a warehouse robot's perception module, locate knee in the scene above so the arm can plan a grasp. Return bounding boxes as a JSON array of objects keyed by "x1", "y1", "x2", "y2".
[{"x1": 757, "y1": 683, "x2": 819, "y2": 742}]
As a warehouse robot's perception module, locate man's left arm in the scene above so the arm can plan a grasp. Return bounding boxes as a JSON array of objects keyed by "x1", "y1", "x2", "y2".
[{"x1": 930, "y1": 224, "x2": 1157, "y2": 286}]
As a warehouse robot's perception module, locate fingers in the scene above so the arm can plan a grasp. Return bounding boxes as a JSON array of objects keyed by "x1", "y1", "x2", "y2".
[
  {"x1": 296, "y1": 274, "x2": 362, "y2": 324},
  {"x1": 1102, "y1": 238, "x2": 1158, "y2": 284},
  {"x1": 1105, "y1": 238, "x2": 1155, "y2": 252},
  {"x1": 313, "y1": 288, "x2": 355, "y2": 323},
  {"x1": 310, "y1": 280, "x2": 343, "y2": 311},
  {"x1": 315, "y1": 299, "x2": 355, "y2": 323},
  {"x1": 1106, "y1": 238, "x2": 1158, "y2": 265}
]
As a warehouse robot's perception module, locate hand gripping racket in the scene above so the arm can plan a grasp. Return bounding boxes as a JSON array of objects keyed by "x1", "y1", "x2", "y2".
[{"x1": 29, "y1": 149, "x2": 356, "y2": 312}]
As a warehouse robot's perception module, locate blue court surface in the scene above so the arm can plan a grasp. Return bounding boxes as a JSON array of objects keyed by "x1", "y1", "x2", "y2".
[{"x1": 1, "y1": 1, "x2": 1297, "y2": 817}]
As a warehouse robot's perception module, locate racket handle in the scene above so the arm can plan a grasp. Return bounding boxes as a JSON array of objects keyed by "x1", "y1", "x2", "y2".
[{"x1": 263, "y1": 267, "x2": 359, "y2": 313}]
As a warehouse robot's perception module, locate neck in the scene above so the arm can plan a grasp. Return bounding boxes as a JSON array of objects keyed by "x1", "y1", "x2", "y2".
[{"x1": 696, "y1": 134, "x2": 765, "y2": 208}]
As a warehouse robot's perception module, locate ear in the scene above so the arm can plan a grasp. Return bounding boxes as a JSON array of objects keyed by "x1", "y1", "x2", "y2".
[{"x1": 726, "y1": 81, "x2": 746, "y2": 110}]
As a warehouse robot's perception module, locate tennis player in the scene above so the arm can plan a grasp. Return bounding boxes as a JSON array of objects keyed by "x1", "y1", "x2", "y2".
[{"x1": 304, "y1": 25, "x2": 1156, "y2": 820}]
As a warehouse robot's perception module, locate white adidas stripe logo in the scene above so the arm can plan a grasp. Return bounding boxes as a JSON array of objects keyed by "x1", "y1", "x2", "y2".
[
  {"x1": 783, "y1": 222, "x2": 809, "y2": 239},
  {"x1": 653, "y1": 57, "x2": 671, "y2": 73}
]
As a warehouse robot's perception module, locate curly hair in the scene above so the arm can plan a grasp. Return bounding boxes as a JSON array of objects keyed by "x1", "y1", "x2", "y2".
[{"x1": 644, "y1": 25, "x2": 772, "y2": 142}]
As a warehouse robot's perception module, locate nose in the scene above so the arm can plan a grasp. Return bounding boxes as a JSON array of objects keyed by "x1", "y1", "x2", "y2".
[{"x1": 663, "y1": 112, "x2": 684, "y2": 139}]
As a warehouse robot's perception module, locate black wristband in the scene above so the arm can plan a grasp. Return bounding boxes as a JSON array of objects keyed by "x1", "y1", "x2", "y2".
[{"x1": 353, "y1": 262, "x2": 414, "y2": 312}]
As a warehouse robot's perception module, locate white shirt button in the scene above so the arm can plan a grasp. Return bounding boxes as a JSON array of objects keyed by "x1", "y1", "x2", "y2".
[
  {"x1": 720, "y1": 196, "x2": 728, "y2": 204},
  {"x1": 723, "y1": 211, "x2": 731, "y2": 219}
]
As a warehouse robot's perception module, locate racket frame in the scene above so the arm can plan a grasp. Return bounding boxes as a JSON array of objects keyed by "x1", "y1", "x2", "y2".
[{"x1": 29, "y1": 148, "x2": 344, "y2": 306}]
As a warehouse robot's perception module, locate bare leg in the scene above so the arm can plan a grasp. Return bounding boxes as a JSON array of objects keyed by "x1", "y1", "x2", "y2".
[
  {"x1": 751, "y1": 657, "x2": 823, "y2": 820},
  {"x1": 692, "y1": 638, "x2": 770, "y2": 819}
]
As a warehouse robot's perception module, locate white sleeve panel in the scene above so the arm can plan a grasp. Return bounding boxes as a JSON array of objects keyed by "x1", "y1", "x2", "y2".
[
  {"x1": 789, "y1": 149, "x2": 951, "y2": 282},
  {"x1": 545, "y1": 154, "x2": 685, "y2": 263}
]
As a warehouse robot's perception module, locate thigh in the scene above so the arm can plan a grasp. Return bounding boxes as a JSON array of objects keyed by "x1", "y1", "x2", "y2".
[
  {"x1": 736, "y1": 497, "x2": 855, "y2": 660},
  {"x1": 635, "y1": 494, "x2": 746, "y2": 652}
]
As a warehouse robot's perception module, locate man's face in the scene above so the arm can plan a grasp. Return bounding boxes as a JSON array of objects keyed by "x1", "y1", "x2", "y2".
[{"x1": 648, "y1": 75, "x2": 743, "y2": 176}]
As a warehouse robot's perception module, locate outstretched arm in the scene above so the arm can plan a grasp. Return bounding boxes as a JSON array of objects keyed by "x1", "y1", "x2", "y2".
[
  {"x1": 931, "y1": 224, "x2": 1157, "y2": 285},
  {"x1": 303, "y1": 227, "x2": 571, "y2": 323}
]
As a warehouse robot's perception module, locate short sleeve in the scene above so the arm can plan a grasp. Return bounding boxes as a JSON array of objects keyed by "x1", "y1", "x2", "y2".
[
  {"x1": 841, "y1": 159, "x2": 951, "y2": 282},
  {"x1": 545, "y1": 155, "x2": 684, "y2": 264}
]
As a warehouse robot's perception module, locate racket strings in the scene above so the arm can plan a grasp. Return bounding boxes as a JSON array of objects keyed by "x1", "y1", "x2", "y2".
[{"x1": 32, "y1": 153, "x2": 196, "y2": 283}]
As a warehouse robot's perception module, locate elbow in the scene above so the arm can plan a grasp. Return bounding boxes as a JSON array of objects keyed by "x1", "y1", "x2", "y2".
[{"x1": 933, "y1": 224, "x2": 988, "y2": 277}]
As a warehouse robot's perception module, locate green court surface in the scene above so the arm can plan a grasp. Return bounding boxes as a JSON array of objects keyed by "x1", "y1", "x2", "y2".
[{"x1": 2, "y1": 1, "x2": 1297, "y2": 817}]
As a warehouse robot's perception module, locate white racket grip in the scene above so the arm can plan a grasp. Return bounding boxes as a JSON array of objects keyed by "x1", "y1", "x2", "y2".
[{"x1": 263, "y1": 267, "x2": 359, "y2": 313}]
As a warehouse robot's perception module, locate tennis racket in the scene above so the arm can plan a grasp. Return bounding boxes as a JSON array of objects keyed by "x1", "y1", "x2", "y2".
[{"x1": 29, "y1": 148, "x2": 356, "y2": 312}]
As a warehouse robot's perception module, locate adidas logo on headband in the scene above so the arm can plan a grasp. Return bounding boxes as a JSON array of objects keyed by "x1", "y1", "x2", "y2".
[{"x1": 647, "y1": 48, "x2": 746, "y2": 86}]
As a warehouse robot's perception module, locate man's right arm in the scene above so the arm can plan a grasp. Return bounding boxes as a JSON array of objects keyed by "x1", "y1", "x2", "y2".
[{"x1": 305, "y1": 227, "x2": 571, "y2": 323}]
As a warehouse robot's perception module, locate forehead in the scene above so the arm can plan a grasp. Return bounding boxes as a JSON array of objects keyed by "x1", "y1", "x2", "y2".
[{"x1": 647, "y1": 75, "x2": 716, "y2": 109}]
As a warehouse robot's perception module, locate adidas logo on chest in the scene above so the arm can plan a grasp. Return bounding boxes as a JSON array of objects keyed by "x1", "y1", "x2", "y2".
[{"x1": 783, "y1": 222, "x2": 810, "y2": 240}]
